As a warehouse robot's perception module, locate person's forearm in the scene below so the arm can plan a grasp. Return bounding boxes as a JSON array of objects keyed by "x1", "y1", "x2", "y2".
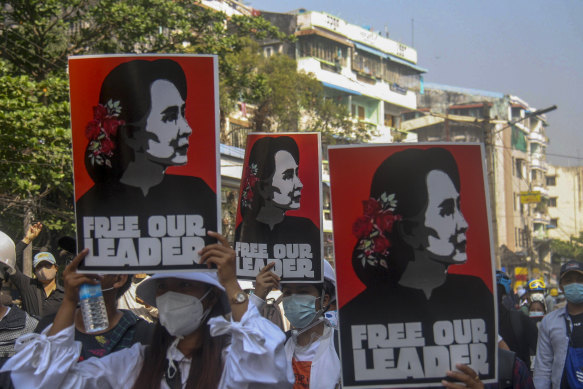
[
  {"x1": 224, "y1": 280, "x2": 248, "y2": 322},
  {"x1": 48, "y1": 300, "x2": 77, "y2": 336}
]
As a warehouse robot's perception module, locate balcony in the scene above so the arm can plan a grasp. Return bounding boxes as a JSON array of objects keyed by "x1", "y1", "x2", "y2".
[
  {"x1": 530, "y1": 157, "x2": 548, "y2": 172},
  {"x1": 532, "y1": 213, "x2": 551, "y2": 225},
  {"x1": 528, "y1": 131, "x2": 548, "y2": 145}
]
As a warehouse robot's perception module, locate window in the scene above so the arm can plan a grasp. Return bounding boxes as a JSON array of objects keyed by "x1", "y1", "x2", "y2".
[
  {"x1": 515, "y1": 159, "x2": 524, "y2": 179},
  {"x1": 548, "y1": 197, "x2": 557, "y2": 207},
  {"x1": 384, "y1": 113, "x2": 394, "y2": 127},
  {"x1": 351, "y1": 104, "x2": 365, "y2": 120},
  {"x1": 546, "y1": 175, "x2": 556, "y2": 186},
  {"x1": 551, "y1": 218, "x2": 559, "y2": 227},
  {"x1": 352, "y1": 50, "x2": 382, "y2": 78},
  {"x1": 298, "y1": 36, "x2": 347, "y2": 67}
]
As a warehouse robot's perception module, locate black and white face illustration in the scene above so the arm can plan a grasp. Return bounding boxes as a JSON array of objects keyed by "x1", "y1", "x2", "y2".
[
  {"x1": 144, "y1": 79, "x2": 192, "y2": 166},
  {"x1": 423, "y1": 169, "x2": 468, "y2": 264},
  {"x1": 270, "y1": 149, "x2": 303, "y2": 210}
]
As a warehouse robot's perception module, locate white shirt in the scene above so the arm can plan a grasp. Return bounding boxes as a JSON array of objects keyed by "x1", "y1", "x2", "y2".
[{"x1": 1, "y1": 303, "x2": 294, "y2": 389}]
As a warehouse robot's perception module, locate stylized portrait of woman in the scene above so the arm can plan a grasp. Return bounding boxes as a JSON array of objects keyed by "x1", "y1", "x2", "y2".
[
  {"x1": 335, "y1": 147, "x2": 495, "y2": 387},
  {"x1": 235, "y1": 135, "x2": 321, "y2": 281},
  {"x1": 75, "y1": 58, "x2": 217, "y2": 269}
]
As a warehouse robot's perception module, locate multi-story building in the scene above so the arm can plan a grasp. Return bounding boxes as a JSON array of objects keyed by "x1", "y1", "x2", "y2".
[
  {"x1": 546, "y1": 165, "x2": 583, "y2": 241},
  {"x1": 259, "y1": 9, "x2": 426, "y2": 142},
  {"x1": 400, "y1": 84, "x2": 553, "y2": 281}
]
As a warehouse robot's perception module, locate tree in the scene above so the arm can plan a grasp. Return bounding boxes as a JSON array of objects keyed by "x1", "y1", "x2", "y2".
[
  {"x1": 0, "y1": 60, "x2": 73, "y2": 243},
  {"x1": 551, "y1": 232, "x2": 583, "y2": 263},
  {"x1": 251, "y1": 54, "x2": 372, "y2": 145}
]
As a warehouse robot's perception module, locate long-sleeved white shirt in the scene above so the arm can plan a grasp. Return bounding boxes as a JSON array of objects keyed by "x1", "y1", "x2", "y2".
[{"x1": 1, "y1": 303, "x2": 294, "y2": 389}]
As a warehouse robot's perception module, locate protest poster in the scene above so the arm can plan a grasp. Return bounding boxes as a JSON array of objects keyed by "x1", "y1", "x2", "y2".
[
  {"x1": 70, "y1": 55, "x2": 220, "y2": 273},
  {"x1": 329, "y1": 143, "x2": 497, "y2": 388},
  {"x1": 235, "y1": 132, "x2": 323, "y2": 282}
]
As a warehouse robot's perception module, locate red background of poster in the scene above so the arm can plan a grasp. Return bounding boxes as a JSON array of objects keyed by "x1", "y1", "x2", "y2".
[
  {"x1": 69, "y1": 55, "x2": 217, "y2": 201},
  {"x1": 329, "y1": 144, "x2": 494, "y2": 309},
  {"x1": 235, "y1": 133, "x2": 321, "y2": 230}
]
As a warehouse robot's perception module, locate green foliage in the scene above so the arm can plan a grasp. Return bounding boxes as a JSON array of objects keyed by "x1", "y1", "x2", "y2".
[
  {"x1": 551, "y1": 232, "x2": 583, "y2": 263},
  {"x1": 0, "y1": 60, "x2": 74, "y2": 239},
  {"x1": 252, "y1": 54, "x2": 371, "y2": 145}
]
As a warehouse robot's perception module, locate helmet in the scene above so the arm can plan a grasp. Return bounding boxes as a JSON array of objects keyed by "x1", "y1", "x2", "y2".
[
  {"x1": 496, "y1": 270, "x2": 512, "y2": 295},
  {"x1": 0, "y1": 231, "x2": 16, "y2": 274},
  {"x1": 550, "y1": 287, "x2": 558, "y2": 297},
  {"x1": 528, "y1": 278, "x2": 546, "y2": 292}
]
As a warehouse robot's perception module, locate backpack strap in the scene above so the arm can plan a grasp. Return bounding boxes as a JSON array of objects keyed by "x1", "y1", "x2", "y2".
[{"x1": 498, "y1": 348, "x2": 516, "y2": 389}]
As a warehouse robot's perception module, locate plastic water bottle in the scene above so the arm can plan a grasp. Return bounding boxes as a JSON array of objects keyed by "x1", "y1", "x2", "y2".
[{"x1": 79, "y1": 283, "x2": 109, "y2": 333}]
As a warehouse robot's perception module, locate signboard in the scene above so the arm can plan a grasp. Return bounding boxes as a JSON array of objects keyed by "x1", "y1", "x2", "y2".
[
  {"x1": 329, "y1": 143, "x2": 497, "y2": 388},
  {"x1": 235, "y1": 132, "x2": 323, "y2": 282},
  {"x1": 519, "y1": 191, "x2": 541, "y2": 204},
  {"x1": 70, "y1": 55, "x2": 220, "y2": 273}
]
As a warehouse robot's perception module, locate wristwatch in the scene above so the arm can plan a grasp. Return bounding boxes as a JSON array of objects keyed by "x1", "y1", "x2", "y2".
[{"x1": 231, "y1": 291, "x2": 248, "y2": 304}]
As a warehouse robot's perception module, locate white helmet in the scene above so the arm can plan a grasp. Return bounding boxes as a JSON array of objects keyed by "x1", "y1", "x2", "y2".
[{"x1": 0, "y1": 231, "x2": 16, "y2": 274}]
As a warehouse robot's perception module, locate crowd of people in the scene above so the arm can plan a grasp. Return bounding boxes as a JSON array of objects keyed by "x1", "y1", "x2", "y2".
[{"x1": 0, "y1": 221, "x2": 579, "y2": 388}]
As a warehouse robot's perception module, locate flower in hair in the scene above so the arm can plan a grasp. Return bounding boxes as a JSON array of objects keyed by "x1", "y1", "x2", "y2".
[
  {"x1": 86, "y1": 99, "x2": 124, "y2": 167},
  {"x1": 353, "y1": 192, "x2": 401, "y2": 269},
  {"x1": 241, "y1": 163, "x2": 259, "y2": 209}
]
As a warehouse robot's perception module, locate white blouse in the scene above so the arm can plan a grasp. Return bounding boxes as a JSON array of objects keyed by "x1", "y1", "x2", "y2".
[{"x1": 1, "y1": 303, "x2": 294, "y2": 389}]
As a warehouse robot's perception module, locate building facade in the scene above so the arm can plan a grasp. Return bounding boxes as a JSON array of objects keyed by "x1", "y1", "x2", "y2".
[
  {"x1": 546, "y1": 165, "x2": 583, "y2": 241},
  {"x1": 259, "y1": 9, "x2": 426, "y2": 142}
]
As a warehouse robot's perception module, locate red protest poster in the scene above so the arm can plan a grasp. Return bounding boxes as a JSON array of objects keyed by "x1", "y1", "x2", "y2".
[
  {"x1": 329, "y1": 143, "x2": 497, "y2": 388},
  {"x1": 69, "y1": 55, "x2": 220, "y2": 273},
  {"x1": 234, "y1": 132, "x2": 323, "y2": 282}
]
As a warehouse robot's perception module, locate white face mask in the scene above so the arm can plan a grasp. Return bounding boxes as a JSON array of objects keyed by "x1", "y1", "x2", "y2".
[{"x1": 156, "y1": 289, "x2": 211, "y2": 337}]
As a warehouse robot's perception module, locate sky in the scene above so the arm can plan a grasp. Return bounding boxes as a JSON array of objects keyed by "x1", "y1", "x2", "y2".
[{"x1": 246, "y1": 0, "x2": 583, "y2": 166}]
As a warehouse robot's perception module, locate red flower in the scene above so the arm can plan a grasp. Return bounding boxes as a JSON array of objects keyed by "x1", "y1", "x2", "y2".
[
  {"x1": 352, "y1": 216, "x2": 373, "y2": 239},
  {"x1": 246, "y1": 189, "x2": 254, "y2": 202},
  {"x1": 373, "y1": 235, "x2": 391, "y2": 253},
  {"x1": 85, "y1": 120, "x2": 101, "y2": 140},
  {"x1": 362, "y1": 198, "x2": 380, "y2": 216},
  {"x1": 247, "y1": 175, "x2": 259, "y2": 188},
  {"x1": 100, "y1": 138, "x2": 115, "y2": 155},
  {"x1": 93, "y1": 105, "x2": 108, "y2": 121},
  {"x1": 103, "y1": 118, "x2": 123, "y2": 137},
  {"x1": 375, "y1": 211, "x2": 397, "y2": 233}
]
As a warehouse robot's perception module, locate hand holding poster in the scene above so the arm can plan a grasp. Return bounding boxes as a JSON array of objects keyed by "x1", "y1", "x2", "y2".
[
  {"x1": 235, "y1": 133, "x2": 323, "y2": 282},
  {"x1": 70, "y1": 55, "x2": 220, "y2": 273},
  {"x1": 329, "y1": 144, "x2": 497, "y2": 388}
]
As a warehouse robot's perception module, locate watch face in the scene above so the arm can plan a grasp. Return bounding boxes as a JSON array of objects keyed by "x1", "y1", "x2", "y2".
[{"x1": 235, "y1": 292, "x2": 246, "y2": 303}]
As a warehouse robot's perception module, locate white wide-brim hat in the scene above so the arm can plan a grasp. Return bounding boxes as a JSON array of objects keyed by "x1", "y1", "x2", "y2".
[{"x1": 136, "y1": 271, "x2": 225, "y2": 308}]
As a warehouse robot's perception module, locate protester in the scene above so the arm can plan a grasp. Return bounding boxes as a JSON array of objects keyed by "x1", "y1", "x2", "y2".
[
  {"x1": 1, "y1": 232, "x2": 293, "y2": 388},
  {"x1": 34, "y1": 272, "x2": 154, "y2": 361},
  {"x1": 14, "y1": 222, "x2": 43, "y2": 265},
  {"x1": 534, "y1": 260, "x2": 583, "y2": 388},
  {"x1": 117, "y1": 274, "x2": 159, "y2": 323},
  {"x1": 528, "y1": 293, "x2": 547, "y2": 325},
  {"x1": 0, "y1": 232, "x2": 38, "y2": 367},
  {"x1": 521, "y1": 278, "x2": 546, "y2": 316},
  {"x1": 5, "y1": 246, "x2": 64, "y2": 318},
  {"x1": 496, "y1": 270, "x2": 538, "y2": 370},
  {"x1": 253, "y1": 260, "x2": 340, "y2": 389}
]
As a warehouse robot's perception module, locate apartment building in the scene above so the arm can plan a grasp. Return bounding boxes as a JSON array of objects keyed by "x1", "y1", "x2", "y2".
[{"x1": 546, "y1": 165, "x2": 583, "y2": 241}]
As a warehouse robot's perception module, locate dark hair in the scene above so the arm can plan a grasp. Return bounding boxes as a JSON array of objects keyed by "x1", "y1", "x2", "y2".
[
  {"x1": 240, "y1": 136, "x2": 300, "y2": 219},
  {"x1": 352, "y1": 147, "x2": 461, "y2": 287},
  {"x1": 116, "y1": 275, "x2": 133, "y2": 300},
  {"x1": 85, "y1": 59, "x2": 187, "y2": 183},
  {"x1": 131, "y1": 288, "x2": 229, "y2": 389}
]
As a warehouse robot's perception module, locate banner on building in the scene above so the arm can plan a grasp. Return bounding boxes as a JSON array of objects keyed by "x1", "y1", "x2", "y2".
[
  {"x1": 329, "y1": 143, "x2": 497, "y2": 388},
  {"x1": 70, "y1": 54, "x2": 220, "y2": 273},
  {"x1": 235, "y1": 132, "x2": 323, "y2": 282},
  {"x1": 519, "y1": 191, "x2": 541, "y2": 204}
]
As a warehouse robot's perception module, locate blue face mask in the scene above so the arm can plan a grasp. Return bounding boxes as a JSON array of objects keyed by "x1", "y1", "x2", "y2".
[
  {"x1": 282, "y1": 294, "x2": 319, "y2": 329},
  {"x1": 563, "y1": 283, "x2": 583, "y2": 304}
]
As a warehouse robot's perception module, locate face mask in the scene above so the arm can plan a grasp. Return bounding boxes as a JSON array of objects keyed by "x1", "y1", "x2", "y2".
[
  {"x1": 283, "y1": 294, "x2": 319, "y2": 329},
  {"x1": 156, "y1": 289, "x2": 211, "y2": 337},
  {"x1": 324, "y1": 310, "x2": 338, "y2": 328},
  {"x1": 35, "y1": 267, "x2": 57, "y2": 282},
  {"x1": 529, "y1": 311, "x2": 544, "y2": 318},
  {"x1": 563, "y1": 283, "x2": 583, "y2": 304}
]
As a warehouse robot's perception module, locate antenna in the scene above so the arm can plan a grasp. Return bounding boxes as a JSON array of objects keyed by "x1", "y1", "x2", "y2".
[{"x1": 411, "y1": 18, "x2": 415, "y2": 47}]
